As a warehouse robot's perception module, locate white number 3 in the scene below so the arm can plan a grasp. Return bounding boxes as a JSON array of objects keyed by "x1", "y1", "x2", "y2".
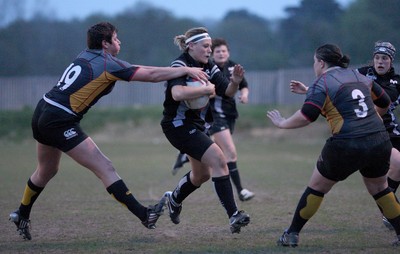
[{"x1": 352, "y1": 89, "x2": 368, "y2": 118}]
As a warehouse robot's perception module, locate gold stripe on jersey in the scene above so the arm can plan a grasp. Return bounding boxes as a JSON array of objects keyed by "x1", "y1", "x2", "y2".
[
  {"x1": 322, "y1": 95, "x2": 344, "y2": 135},
  {"x1": 70, "y1": 72, "x2": 119, "y2": 113}
]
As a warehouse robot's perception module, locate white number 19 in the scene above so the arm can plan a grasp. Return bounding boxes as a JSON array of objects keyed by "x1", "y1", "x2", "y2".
[{"x1": 56, "y1": 63, "x2": 82, "y2": 91}]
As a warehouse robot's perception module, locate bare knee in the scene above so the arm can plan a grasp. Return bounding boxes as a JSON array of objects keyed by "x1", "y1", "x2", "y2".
[
  {"x1": 388, "y1": 148, "x2": 400, "y2": 180},
  {"x1": 191, "y1": 168, "x2": 211, "y2": 186},
  {"x1": 209, "y1": 157, "x2": 228, "y2": 176},
  {"x1": 224, "y1": 150, "x2": 237, "y2": 162},
  {"x1": 206, "y1": 150, "x2": 226, "y2": 169},
  {"x1": 363, "y1": 176, "x2": 388, "y2": 196},
  {"x1": 198, "y1": 171, "x2": 211, "y2": 183}
]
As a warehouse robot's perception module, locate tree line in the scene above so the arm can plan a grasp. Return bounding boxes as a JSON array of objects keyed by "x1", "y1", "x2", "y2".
[{"x1": 0, "y1": 0, "x2": 399, "y2": 77}]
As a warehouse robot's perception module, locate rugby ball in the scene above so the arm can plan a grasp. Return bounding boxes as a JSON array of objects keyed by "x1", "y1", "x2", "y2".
[{"x1": 184, "y1": 77, "x2": 209, "y2": 109}]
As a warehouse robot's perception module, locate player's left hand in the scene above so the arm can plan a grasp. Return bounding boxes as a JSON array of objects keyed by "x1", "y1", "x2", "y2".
[
  {"x1": 230, "y1": 64, "x2": 244, "y2": 85},
  {"x1": 238, "y1": 94, "x2": 248, "y2": 104},
  {"x1": 205, "y1": 81, "x2": 216, "y2": 98}
]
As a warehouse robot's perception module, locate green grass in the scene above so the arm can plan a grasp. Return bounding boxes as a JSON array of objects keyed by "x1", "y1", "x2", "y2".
[
  {"x1": 0, "y1": 105, "x2": 292, "y2": 141},
  {"x1": 0, "y1": 106, "x2": 166, "y2": 141},
  {"x1": 0, "y1": 106, "x2": 399, "y2": 253},
  {"x1": 0, "y1": 107, "x2": 33, "y2": 141}
]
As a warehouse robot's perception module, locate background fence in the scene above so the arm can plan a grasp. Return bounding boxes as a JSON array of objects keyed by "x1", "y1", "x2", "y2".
[{"x1": 2, "y1": 65, "x2": 386, "y2": 110}]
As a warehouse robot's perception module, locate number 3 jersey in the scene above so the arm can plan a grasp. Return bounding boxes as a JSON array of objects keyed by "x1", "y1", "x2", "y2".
[
  {"x1": 302, "y1": 67, "x2": 390, "y2": 138},
  {"x1": 44, "y1": 49, "x2": 138, "y2": 119}
]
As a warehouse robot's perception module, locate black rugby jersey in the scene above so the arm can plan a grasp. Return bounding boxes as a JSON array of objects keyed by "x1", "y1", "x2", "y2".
[
  {"x1": 209, "y1": 59, "x2": 249, "y2": 119},
  {"x1": 358, "y1": 66, "x2": 400, "y2": 137},
  {"x1": 161, "y1": 52, "x2": 230, "y2": 130},
  {"x1": 304, "y1": 67, "x2": 388, "y2": 138},
  {"x1": 44, "y1": 49, "x2": 138, "y2": 119}
]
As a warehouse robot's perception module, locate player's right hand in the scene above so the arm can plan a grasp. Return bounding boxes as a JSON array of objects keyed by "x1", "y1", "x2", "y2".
[{"x1": 290, "y1": 80, "x2": 308, "y2": 94}]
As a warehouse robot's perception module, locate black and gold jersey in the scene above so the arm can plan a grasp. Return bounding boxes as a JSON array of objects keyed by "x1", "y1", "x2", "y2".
[
  {"x1": 44, "y1": 49, "x2": 138, "y2": 118},
  {"x1": 303, "y1": 67, "x2": 388, "y2": 138}
]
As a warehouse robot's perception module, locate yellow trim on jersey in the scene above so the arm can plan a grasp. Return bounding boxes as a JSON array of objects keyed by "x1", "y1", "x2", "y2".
[
  {"x1": 70, "y1": 72, "x2": 119, "y2": 113},
  {"x1": 322, "y1": 95, "x2": 344, "y2": 135}
]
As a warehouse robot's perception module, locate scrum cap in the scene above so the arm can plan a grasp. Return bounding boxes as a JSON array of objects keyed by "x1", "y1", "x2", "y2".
[{"x1": 374, "y1": 41, "x2": 396, "y2": 60}]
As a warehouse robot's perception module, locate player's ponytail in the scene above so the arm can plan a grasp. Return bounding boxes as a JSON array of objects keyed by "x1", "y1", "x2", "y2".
[
  {"x1": 315, "y1": 44, "x2": 350, "y2": 68},
  {"x1": 174, "y1": 35, "x2": 186, "y2": 51},
  {"x1": 174, "y1": 27, "x2": 209, "y2": 52}
]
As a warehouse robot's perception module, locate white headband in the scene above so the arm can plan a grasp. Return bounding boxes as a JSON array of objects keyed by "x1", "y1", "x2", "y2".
[{"x1": 185, "y1": 33, "x2": 211, "y2": 44}]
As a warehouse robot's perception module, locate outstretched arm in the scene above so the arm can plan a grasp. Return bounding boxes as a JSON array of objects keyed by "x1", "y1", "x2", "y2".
[{"x1": 131, "y1": 66, "x2": 209, "y2": 83}]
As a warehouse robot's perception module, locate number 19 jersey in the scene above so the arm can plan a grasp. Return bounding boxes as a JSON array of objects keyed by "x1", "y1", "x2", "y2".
[{"x1": 44, "y1": 49, "x2": 138, "y2": 119}]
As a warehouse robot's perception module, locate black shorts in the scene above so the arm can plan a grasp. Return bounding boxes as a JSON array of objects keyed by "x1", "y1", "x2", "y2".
[
  {"x1": 209, "y1": 117, "x2": 236, "y2": 135},
  {"x1": 31, "y1": 99, "x2": 88, "y2": 152},
  {"x1": 163, "y1": 123, "x2": 213, "y2": 161},
  {"x1": 390, "y1": 136, "x2": 400, "y2": 151},
  {"x1": 316, "y1": 131, "x2": 391, "y2": 181}
]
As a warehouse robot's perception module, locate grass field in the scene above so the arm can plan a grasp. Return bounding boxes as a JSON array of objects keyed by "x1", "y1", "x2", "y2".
[{"x1": 1, "y1": 107, "x2": 399, "y2": 253}]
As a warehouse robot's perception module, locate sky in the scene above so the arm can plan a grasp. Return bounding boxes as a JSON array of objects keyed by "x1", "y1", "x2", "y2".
[{"x1": 27, "y1": 0, "x2": 354, "y2": 22}]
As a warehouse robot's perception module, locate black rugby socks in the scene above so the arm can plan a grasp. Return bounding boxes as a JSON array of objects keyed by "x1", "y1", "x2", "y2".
[
  {"x1": 212, "y1": 175, "x2": 237, "y2": 218},
  {"x1": 107, "y1": 179, "x2": 147, "y2": 221},
  {"x1": 228, "y1": 161, "x2": 243, "y2": 193},
  {"x1": 171, "y1": 172, "x2": 199, "y2": 204},
  {"x1": 388, "y1": 177, "x2": 400, "y2": 193}
]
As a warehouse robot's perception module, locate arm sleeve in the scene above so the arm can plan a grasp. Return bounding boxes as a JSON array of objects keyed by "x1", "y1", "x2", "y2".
[
  {"x1": 210, "y1": 65, "x2": 230, "y2": 96},
  {"x1": 107, "y1": 55, "x2": 138, "y2": 81},
  {"x1": 300, "y1": 103, "x2": 321, "y2": 122},
  {"x1": 239, "y1": 77, "x2": 249, "y2": 90},
  {"x1": 371, "y1": 81, "x2": 391, "y2": 108}
]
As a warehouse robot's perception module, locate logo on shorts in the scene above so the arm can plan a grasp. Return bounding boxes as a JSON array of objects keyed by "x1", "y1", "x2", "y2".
[
  {"x1": 64, "y1": 128, "x2": 78, "y2": 140},
  {"x1": 189, "y1": 128, "x2": 196, "y2": 134}
]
